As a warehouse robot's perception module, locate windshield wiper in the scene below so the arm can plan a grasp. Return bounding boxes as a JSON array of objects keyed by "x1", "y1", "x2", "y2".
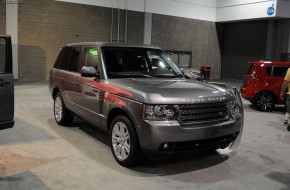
[
  {"x1": 151, "y1": 74, "x2": 184, "y2": 78},
  {"x1": 132, "y1": 74, "x2": 155, "y2": 78},
  {"x1": 109, "y1": 73, "x2": 155, "y2": 78}
]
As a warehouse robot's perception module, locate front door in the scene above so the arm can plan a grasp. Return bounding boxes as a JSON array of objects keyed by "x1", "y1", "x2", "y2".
[
  {"x1": 74, "y1": 47, "x2": 103, "y2": 128},
  {"x1": 0, "y1": 35, "x2": 14, "y2": 129}
]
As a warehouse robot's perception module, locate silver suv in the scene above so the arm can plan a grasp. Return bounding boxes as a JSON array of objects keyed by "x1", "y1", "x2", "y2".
[{"x1": 49, "y1": 42, "x2": 244, "y2": 167}]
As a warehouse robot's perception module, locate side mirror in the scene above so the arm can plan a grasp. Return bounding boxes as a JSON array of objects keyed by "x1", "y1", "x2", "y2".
[{"x1": 81, "y1": 66, "x2": 97, "y2": 77}]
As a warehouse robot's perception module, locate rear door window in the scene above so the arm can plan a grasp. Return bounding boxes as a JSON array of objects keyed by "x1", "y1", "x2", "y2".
[
  {"x1": 265, "y1": 66, "x2": 272, "y2": 76},
  {"x1": 272, "y1": 66, "x2": 289, "y2": 77}
]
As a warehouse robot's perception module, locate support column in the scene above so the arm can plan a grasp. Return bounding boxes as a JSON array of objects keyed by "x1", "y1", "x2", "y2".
[
  {"x1": 265, "y1": 20, "x2": 274, "y2": 60},
  {"x1": 143, "y1": 12, "x2": 152, "y2": 45},
  {"x1": 6, "y1": 2, "x2": 18, "y2": 79}
]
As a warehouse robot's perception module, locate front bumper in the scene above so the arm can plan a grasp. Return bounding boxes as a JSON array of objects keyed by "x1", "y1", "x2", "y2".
[{"x1": 136, "y1": 113, "x2": 242, "y2": 153}]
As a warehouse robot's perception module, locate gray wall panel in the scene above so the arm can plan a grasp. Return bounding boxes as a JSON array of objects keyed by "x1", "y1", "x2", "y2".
[
  {"x1": 151, "y1": 14, "x2": 221, "y2": 79},
  {"x1": 222, "y1": 21, "x2": 267, "y2": 80}
]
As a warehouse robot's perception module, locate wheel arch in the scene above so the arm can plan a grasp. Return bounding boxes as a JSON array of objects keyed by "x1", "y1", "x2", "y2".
[
  {"x1": 107, "y1": 107, "x2": 136, "y2": 132},
  {"x1": 52, "y1": 88, "x2": 61, "y2": 99},
  {"x1": 253, "y1": 90, "x2": 277, "y2": 105}
]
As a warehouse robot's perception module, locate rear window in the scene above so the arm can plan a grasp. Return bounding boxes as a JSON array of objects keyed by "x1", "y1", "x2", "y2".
[
  {"x1": 246, "y1": 64, "x2": 254, "y2": 75},
  {"x1": 54, "y1": 47, "x2": 70, "y2": 70}
]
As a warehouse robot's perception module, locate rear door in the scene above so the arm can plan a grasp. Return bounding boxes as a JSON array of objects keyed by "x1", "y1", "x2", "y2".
[
  {"x1": 0, "y1": 35, "x2": 14, "y2": 129},
  {"x1": 268, "y1": 66, "x2": 289, "y2": 104}
]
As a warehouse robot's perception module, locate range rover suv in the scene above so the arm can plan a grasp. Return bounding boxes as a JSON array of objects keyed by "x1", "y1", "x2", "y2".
[
  {"x1": 0, "y1": 35, "x2": 14, "y2": 130},
  {"x1": 49, "y1": 42, "x2": 244, "y2": 167}
]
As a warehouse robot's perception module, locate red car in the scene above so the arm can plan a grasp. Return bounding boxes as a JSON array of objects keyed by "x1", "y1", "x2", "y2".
[{"x1": 240, "y1": 61, "x2": 290, "y2": 111}]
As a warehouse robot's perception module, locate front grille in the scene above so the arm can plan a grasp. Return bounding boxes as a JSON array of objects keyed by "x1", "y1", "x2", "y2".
[{"x1": 179, "y1": 101, "x2": 229, "y2": 122}]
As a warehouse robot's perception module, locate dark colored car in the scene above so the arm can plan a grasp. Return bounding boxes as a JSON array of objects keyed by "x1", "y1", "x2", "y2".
[
  {"x1": 0, "y1": 35, "x2": 14, "y2": 129},
  {"x1": 240, "y1": 61, "x2": 290, "y2": 111},
  {"x1": 49, "y1": 42, "x2": 244, "y2": 167}
]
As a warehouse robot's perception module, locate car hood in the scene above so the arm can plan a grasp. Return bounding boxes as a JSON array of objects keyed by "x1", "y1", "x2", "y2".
[{"x1": 97, "y1": 78, "x2": 234, "y2": 104}]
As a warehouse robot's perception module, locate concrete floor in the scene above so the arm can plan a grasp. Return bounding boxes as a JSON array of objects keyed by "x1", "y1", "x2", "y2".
[{"x1": 0, "y1": 80, "x2": 290, "y2": 190}]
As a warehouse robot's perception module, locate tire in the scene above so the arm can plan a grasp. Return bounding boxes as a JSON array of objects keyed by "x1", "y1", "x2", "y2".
[
  {"x1": 253, "y1": 92, "x2": 275, "y2": 112},
  {"x1": 109, "y1": 115, "x2": 141, "y2": 167},
  {"x1": 54, "y1": 92, "x2": 74, "y2": 126}
]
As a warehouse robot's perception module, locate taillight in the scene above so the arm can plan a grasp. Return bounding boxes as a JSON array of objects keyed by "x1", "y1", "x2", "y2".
[{"x1": 250, "y1": 68, "x2": 256, "y2": 79}]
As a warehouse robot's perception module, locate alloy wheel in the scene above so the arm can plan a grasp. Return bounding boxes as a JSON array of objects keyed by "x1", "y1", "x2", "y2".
[
  {"x1": 111, "y1": 121, "x2": 131, "y2": 161},
  {"x1": 54, "y1": 96, "x2": 63, "y2": 122}
]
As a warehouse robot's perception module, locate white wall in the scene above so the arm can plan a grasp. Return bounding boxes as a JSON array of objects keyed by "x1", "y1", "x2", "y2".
[
  {"x1": 56, "y1": 0, "x2": 217, "y2": 21},
  {"x1": 145, "y1": 0, "x2": 216, "y2": 21},
  {"x1": 56, "y1": 0, "x2": 290, "y2": 22},
  {"x1": 216, "y1": 0, "x2": 277, "y2": 22}
]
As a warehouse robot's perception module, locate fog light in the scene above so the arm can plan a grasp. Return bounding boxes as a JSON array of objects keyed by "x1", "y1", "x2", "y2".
[
  {"x1": 163, "y1": 143, "x2": 169, "y2": 150},
  {"x1": 160, "y1": 143, "x2": 171, "y2": 151}
]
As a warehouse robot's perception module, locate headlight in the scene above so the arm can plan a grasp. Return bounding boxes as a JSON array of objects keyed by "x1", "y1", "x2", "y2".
[
  {"x1": 142, "y1": 105, "x2": 179, "y2": 120},
  {"x1": 228, "y1": 99, "x2": 239, "y2": 114}
]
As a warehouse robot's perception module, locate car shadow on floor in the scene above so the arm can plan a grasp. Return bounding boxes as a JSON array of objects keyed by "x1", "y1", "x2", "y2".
[
  {"x1": 48, "y1": 117, "x2": 231, "y2": 176},
  {"x1": 243, "y1": 103, "x2": 286, "y2": 114}
]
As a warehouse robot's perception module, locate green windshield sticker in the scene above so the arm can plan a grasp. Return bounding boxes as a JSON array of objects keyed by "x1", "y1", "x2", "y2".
[{"x1": 89, "y1": 49, "x2": 98, "y2": 57}]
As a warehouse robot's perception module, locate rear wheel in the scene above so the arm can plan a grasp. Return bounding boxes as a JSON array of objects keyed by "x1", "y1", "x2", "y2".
[
  {"x1": 54, "y1": 92, "x2": 74, "y2": 125},
  {"x1": 109, "y1": 115, "x2": 141, "y2": 167},
  {"x1": 254, "y1": 92, "x2": 275, "y2": 112}
]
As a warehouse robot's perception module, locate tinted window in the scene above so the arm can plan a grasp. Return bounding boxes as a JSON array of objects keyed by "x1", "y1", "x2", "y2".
[
  {"x1": 82, "y1": 47, "x2": 99, "y2": 69},
  {"x1": 68, "y1": 47, "x2": 82, "y2": 72},
  {"x1": 265, "y1": 66, "x2": 272, "y2": 75},
  {"x1": 246, "y1": 64, "x2": 254, "y2": 75},
  {"x1": 54, "y1": 47, "x2": 70, "y2": 70},
  {"x1": 272, "y1": 66, "x2": 289, "y2": 77},
  {"x1": 0, "y1": 38, "x2": 6, "y2": 73}
]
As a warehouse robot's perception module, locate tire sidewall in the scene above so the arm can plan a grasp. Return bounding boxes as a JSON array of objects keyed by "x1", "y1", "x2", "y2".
[{"x1": 109, "y1": 115, "x2": 140, "y2": 167}]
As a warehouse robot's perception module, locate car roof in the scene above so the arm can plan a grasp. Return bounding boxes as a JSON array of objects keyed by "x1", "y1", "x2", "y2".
[
  {"x1": 66, "y1": 42, "x2": 161, "y2": 49},
  {"x1": 249, "y1": 61, "x2": 290, "y2": 66}
]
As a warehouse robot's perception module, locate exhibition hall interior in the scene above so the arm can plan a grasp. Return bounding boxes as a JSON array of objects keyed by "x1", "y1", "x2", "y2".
[{"x1": 0, "y1": 0, "x2": 290, "y2": 189}]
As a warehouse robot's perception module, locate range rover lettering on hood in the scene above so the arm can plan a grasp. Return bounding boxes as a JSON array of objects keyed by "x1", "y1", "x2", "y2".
[{"x1": 181, "y1": 97, "x2": 226, "y2": 103}]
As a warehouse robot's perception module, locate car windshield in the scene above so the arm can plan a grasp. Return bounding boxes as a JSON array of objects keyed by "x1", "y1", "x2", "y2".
[{"x1": 102, "y1": 47, "x2": 183, "y2": 79}]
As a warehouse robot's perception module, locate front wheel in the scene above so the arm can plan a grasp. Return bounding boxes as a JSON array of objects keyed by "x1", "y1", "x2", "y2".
[
  {"x1": 253, "y1": 92, "x2": 275, "y2": 112},
  {"x1": 110, "y1": 115, "x2": 141, "y2": 167}
]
